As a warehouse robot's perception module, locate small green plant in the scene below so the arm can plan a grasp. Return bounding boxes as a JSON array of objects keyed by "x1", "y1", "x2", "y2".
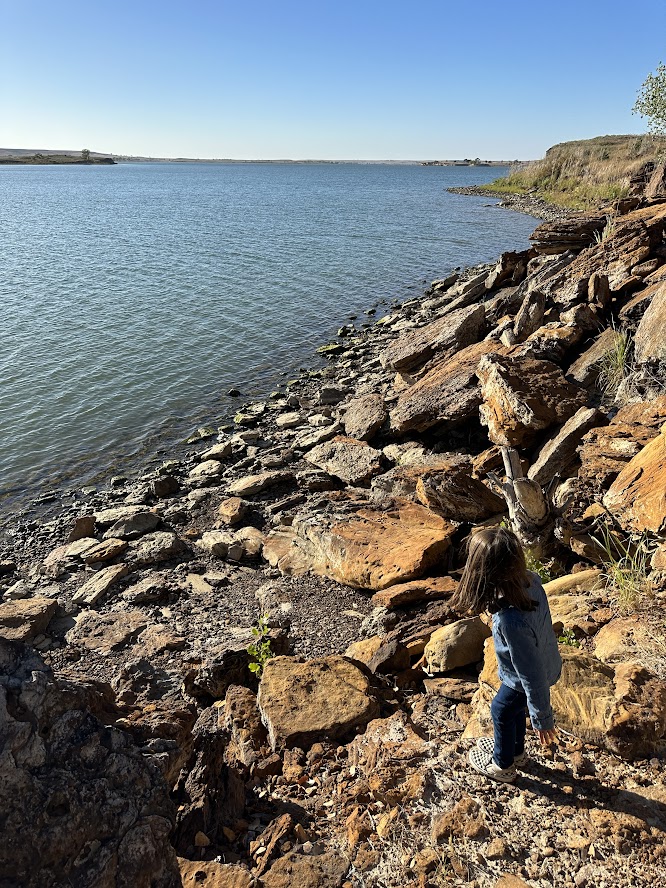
[
  {"x1": 248, "y1": 614, "x2": 272, "y2": 675},
  {"x1": 596, "y1": 527, "x2": 654, "y2": 614},
  {"x1": 596, "y1": 329, "x2": 630, "y2": 399},
  {"x1": 558, "y1": 627, "x2": 580, "y2": 647}
]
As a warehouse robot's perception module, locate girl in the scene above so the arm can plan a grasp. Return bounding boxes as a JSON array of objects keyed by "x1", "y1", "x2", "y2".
[{"x1": 450, "y1": 526, "x2": 562, "y2": 784}]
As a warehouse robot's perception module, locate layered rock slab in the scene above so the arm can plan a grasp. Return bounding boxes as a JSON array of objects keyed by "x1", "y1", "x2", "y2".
[
  {"x1": 257, "y1": 655, "x2": 379, "y2": 750},
  {"x1": 305, "y1": 435, "x2": 383, "y2": 485},
  {"x1": 263, "y1": 500, "x2": 456, "y2": 590},
  {"x1": 603, "y1": 422, "x2": 666, "y2": 534},
  {"x1": 477, "y1": 353, "x2": 588, "y2": 447}
]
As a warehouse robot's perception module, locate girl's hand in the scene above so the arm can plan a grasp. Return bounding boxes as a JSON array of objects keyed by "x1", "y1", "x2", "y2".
[{"x1": 537, "y1": 728, "x2": 558, "y2": 746}]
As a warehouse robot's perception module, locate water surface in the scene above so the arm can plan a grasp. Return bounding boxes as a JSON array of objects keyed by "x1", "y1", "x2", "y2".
[{"x1": 0, "y1": 162, "x2": 537, "y2": 506}]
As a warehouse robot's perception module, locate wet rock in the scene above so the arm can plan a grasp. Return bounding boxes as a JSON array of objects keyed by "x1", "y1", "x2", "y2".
[
  {"x1": 305, "y1": 436, "x2": 383, "y2": 485},
  {"x1": 603, "y1": 422, "x2": 666, "y2": 533},
  {"x1": 227, "y1": 471, "x2": 294, "y2": 497},
  {"x1": 129, "y1": 531, "x2": 187, "y2": 567},
  {"x1": 477, "y1": 353, "x2": 588, "y2": 447},
  {"x1": 71, "y1": 563, "x2": 130, "y2": 606},
  {"x1": 257, "y1": 655, "x2": 379, "y2": 750},
  {"x1": 83, "y1": 537, "x2": 129, "y2": 563},
  {"x1": 634, "y1": 280, "x2": 666, "y2": 363},
  {"x1": 201, "y1": 440, "x2": 233, "y2": 461},
  {"x1": 0, "y1": 639, "x2": 180, "y2": 888},
  {"x1": 424, "y1": 617, "x2": 491, "y2": 673},
  {"x1": 264, "y1": 500, "x2": 456, "y2": 590},
  {"x1": 390, "y1": 341, "x2": 506, "y2": 433},
  {"x1": 342, "y1": 393, "x2": 388, "y2": 441},
  {"x1": 0, "y1": 596, "x2": 57, "y2": 641},
  {"x1": 380, "y1": 302, "x2": 486, "y2": 372},
  {"x1": 528, "y1": 407, "x2": 607, "y2": 485},
  {"x1": 66, "y1": 609, "x2": 148, "y2": 654}
]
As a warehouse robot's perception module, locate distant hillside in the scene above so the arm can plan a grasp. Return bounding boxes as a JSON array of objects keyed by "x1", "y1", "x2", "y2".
[
  {"x1": 0, "y1": 149, "x2": 115, "y2": 165},
  {"x1": 479, "y1": 134, "x2": 666, "y2": 210}
]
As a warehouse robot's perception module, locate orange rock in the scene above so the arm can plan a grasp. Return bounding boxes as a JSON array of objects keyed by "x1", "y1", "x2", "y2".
[{"x1": 603, "y1": 423, "x2": 666, "y2": 533}]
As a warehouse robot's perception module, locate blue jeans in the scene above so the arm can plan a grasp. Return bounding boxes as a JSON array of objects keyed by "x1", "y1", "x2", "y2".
[{"x1": 491, "y1": 683, "x2": 527, "y2": 769}]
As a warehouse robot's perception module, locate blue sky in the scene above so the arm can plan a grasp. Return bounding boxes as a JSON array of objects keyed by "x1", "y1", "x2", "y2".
[{"x1": 2, "y1": 0, "x2": 665, "y2": 159}]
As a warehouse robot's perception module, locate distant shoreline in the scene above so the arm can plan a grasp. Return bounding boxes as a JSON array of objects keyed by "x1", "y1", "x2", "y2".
[{"x1": 0, "y1": 153, "x2": 116, "y2": 166}]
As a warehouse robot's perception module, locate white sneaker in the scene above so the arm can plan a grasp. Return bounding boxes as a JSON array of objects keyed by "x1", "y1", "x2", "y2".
[
  {"x1": 476, "y1": 736, "x2": 529, "y2": 768},
  {"x1": 468, "y1": 747, "x2": 517, "y2": 783}
]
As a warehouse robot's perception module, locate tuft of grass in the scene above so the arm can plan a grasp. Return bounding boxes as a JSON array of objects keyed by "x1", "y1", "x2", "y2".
[
  {"x1": 593, "y1": 215, "x2": 616, "y2": 244},
  {"x1": 597, "y1": 528, "x2": 655, "y2": 614},
  {"x1": 596, "y1": 329, "x2": 630, "y2": 400}
]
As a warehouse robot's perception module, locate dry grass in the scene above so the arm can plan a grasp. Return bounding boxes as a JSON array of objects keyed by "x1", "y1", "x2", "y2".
[{"x1": 481, "y1": 134, "x2": 666, "y2": 210}]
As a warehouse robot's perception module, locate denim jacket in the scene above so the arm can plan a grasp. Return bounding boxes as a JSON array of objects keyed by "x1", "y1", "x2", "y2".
[{"x1": 491, "y1": 571, "x2": 562, "y2": 731}]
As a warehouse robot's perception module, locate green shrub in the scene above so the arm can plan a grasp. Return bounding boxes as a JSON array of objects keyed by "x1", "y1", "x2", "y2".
[{"x1": 248, "y1": 614, "x2": 273, "y2": 675}]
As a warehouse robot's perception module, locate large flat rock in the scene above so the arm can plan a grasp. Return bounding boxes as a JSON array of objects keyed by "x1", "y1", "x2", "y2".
[
  {"x1": 264, "y1": 500, "x2": 456, "y2": 590},
  {"x1": 257, "y1": 655, "x2": 379, "y2": 750},
  {"x1": 0, "y1": 597, "x2": 57, "y2": 642},
  {"x1": 381, "y1": 302, "x2": 486, "y2": 373},
  {"x1": 305, "y1": 435, "x2": 383, "y2": 485},
  {"x1": 390, "y1": 341, "x2": 506, "y2": 434},
  {"x1": 634, "y1": 280, "x2": 666, "y2": 363}
]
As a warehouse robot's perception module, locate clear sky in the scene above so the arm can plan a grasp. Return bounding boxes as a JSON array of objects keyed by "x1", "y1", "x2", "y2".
[{"x1": 2, "y1": 0, "x2": 665, "y2": 160}]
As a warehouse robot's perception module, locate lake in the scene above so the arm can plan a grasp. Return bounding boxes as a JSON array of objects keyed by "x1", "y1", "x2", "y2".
[{"x1": 0, "y1": 161, "x2": 537, "y2": 507}]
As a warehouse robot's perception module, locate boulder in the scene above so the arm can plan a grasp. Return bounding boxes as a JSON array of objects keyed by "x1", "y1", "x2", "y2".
[
  {"x1": 305, "y1": 435, "x2": 383, "y2": 485},
  {"x1": 188, "y1": 459, "x2": 225, "y2": 481},
  {"x1": 370, "y1": 575, "x2": 457, "y2": 608},
  {"x1": 261, "y1": 851, "x2": 349, "y2": 888},
  {"x1": 342, "y1": 393, "x2": 388, "y2": 441},
  {"x1": 183, "y1": 628, "x2": 274, "y2": 700},
  {"x1": 634, "y1": 280, "x2": 666, "y2": 363},
  {"x1": 122, "y1": 573, "x2": 173, "y2": 604},
  {"x1": 264, "y1": 500, "x2": 456, "y2": 590},
  {"x1": 0, "y1": 596, "x2": 57, "y2": 642},
  {"x1": 201, "y1": 440, "x2": 233, "y2": 461},
  {"x1": 94, "y1": 505, "x2": 153, "y2": 526},
  {"x1": 603, "y1": 423, "x2": 666, "y2": 533},
  {"x1": 103, "y1": 511, "x2": 160, "y2": 540},
  {"x1": 424, "y1": 617, "x2": 491, "y2": 673},
  {"x1": 380, "y1": 302, "x2": 486, "y2": 372},
  {"x1": 275, "y1": 411, "x2": 302, "y2": 429},
  {"x1": 66, "y1": 609, "x2": 149, "y2": 654},
  {"x1": 68, "y1": 515, "x2": 96, "y2": 541},
  {"x1": 257, "y1": 655, "x2": 379, "y2": 749},
  {"x1": 227, "y1": 471, "x2": 294, "y2": 497},
  {"x1": 0, "y1": 639, "x2": 180, "y2": 888},
  {"x1": 514, "y1": 320, "x2": 585, "y2": 364},
  {"x1": 477, "y1": 353, "x2": 588, "y2": 447},
  {"x1": 529, "y1": 213, "x2": 607, "y2": 254},
  {"x1": 593, "y1": 616, "x2": 646, "y2": 664},
  {"x1": 195, "y1": 531, "x2": 242, "y2": 560},
  {"x1": 512, "y1": 288, "x2": 545, "y2": 341},
  {"x1": 217, "y1": 497, "x2": 248, "y2": 525},
  {"x1": 71, "y1": 563, "x2": 130, "y2": 606},
  {"x1": 390, "y1": 341, "x2": 506, "y2": 433},
  {"x1": 527, "y1": 407, "x2": 607, "y2": 485},
  {"x1": 129, "y1": 531, "x2": 187, "y2": 566}
]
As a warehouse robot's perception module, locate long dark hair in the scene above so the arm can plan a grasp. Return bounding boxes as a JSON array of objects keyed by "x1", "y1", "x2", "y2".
[{"x1": 450, "y1": 526, "x2": 536, "y2": 615}]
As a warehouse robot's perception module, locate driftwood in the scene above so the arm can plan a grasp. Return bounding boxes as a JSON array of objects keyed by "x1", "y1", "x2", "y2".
[{"x1": 488, "y1": 447, "x2": 553, "y2": 555}]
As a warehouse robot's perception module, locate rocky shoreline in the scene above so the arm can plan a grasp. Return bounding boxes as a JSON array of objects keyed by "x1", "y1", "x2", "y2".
[
  {"x1": 448, "y1": 186, "x2": 575, "y2": 223},
  {"x1": 2, "y1": 197, "x2": 666, "y2": 888}
]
